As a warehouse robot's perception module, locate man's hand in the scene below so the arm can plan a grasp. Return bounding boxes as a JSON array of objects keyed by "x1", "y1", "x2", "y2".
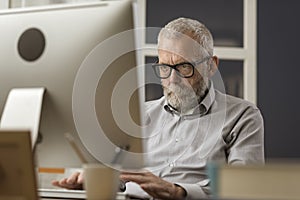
[
  {"x1": 120, "y1": 170, "x2": 186, "y2": 200},
  {"x1": 52, "y1": 171, "x2": 84, "y2": 190}
]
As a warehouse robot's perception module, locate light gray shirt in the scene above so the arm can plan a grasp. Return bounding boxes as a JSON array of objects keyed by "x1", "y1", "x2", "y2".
[{"x1": 141, "y1": 83, "x2": 264, "y2": 199}]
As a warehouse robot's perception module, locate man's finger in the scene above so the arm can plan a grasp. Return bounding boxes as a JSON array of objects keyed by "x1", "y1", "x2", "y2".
[{"x1": 66, "y1": 172, "x2": 81, "y2": 184}]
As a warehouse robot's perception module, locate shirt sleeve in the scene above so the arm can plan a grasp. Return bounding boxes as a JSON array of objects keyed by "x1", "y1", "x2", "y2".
[
  {"x1": 225, "y1": 106, "x2": 265, "y2": 164},
  {"x1": 177, "y1": 106, "x2": 265, "y2": 199},
  {"x1": 175, "y1": 179, "x2": 211, "y2": 199}
]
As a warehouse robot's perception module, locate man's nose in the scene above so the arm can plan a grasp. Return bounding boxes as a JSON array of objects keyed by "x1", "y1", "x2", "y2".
[{"x1": 169, "y1": 69, "x2": 181, "y2": 83}]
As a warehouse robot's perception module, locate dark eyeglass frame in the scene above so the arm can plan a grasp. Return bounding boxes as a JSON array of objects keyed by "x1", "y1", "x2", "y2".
[{"x1": 152, "y1": 56, "x2": 211, "y2": 79}]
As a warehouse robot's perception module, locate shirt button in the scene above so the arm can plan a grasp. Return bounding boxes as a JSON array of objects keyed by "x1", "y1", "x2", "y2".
[
  {"x1": 175, "y1": 138, "x2": 179, "y2": 142},
  {"x1": 169, "y1": 162, "x2": 175, "y2": 167}
]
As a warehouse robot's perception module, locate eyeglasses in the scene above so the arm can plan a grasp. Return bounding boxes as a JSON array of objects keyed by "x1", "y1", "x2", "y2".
[{"x1": 152, "y1": 56, "x2": 211, "y2": 79}]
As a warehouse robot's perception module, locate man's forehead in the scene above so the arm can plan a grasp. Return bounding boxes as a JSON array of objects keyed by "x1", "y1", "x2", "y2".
[
  {"x1": 158, "y1": 37, "x2": 208, "y2": 60},
  {"x1": 158, "y1": 50, "x2": 190, "y2": 62},
  {"x1": 158, "y1": 41, "x2": 195, "y2": 61}
]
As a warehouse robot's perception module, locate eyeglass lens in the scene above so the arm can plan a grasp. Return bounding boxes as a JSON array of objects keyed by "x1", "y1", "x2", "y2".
[{"x1": 155, "y1": 63, "x2": 194, "y2": 78}]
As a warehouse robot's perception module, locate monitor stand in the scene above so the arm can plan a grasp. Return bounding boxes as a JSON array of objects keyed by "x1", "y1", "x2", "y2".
[{"x1": 0, "y1": 87, "x2": 45, "y2": 148}]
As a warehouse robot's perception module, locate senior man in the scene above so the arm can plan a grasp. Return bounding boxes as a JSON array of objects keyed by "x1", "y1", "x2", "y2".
[{"x1": 53, "y1": 17, "x2": 264, "y2": 200}]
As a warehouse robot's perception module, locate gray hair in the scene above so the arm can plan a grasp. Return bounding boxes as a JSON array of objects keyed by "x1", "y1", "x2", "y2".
[{"x1": 157, "y1": 17, "x2": 214, "y2": 57}]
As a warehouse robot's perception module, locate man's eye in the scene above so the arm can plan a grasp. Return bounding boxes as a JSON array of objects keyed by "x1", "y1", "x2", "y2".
[
  {"x1": 178, "y1": 64, "x2": 193, "y2": 71},
  {"x1": 160, "y1": 65, "x2": 170, "y2": 71},
  {"x1": 181, "y1": 64, "x2": 192, "y2": 69}
]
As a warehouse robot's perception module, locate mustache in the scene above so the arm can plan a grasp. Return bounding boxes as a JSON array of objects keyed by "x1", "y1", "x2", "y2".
[{"x1": 164, "y1": 83, "x2": 195, "y2": 96}]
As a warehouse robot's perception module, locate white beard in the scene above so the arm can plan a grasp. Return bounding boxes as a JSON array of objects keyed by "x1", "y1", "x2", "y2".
[
  {"x1": 163, "y1": 80, "x2": 208, "y2": 114},
  {"x1": 164, "y1": 83, "x2": 199, "y2": 113}
]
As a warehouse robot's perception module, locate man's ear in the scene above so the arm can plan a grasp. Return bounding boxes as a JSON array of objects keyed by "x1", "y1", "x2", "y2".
[{"x1": 208, "y1": 56, "x2": 219, "y2": 78}]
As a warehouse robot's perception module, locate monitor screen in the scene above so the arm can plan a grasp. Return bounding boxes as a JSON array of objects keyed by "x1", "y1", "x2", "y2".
[{"x1": 0, "y1": 0, "x2": 143, "y2": 169}]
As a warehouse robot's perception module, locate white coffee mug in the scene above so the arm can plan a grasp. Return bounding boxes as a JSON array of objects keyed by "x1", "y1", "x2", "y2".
[{"x1": 83, "y1": 163, "x2": 120, "y2": 200}]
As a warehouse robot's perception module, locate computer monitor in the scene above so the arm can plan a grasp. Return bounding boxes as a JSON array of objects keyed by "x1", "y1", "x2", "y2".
[{"x1": 0, "y1": 0, "x2": 143, "y2": 169}]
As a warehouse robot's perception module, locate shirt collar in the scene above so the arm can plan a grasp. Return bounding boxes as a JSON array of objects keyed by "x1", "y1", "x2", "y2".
[
  {"x1": 199, "y1": 81, "x2": 215, "y2": 115},
  {"x1": 163, "y1": 81, "x2": 216, "y2": 116}
]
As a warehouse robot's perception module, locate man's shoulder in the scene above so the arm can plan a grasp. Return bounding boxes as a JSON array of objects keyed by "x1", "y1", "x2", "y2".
[
  {"x1": 214, "y1": 90, "x2": 264, "y2": 133},
  {"x1": 215, "y1": 90, "x2": 260, "y2": 112}
]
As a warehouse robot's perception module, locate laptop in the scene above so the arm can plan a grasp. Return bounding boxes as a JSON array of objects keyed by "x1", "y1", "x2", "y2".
[
  {"x1": 0, "y1": 130, "x2": 38, "y2": 200},
  {"x1": 38, "y1": 188, "x2": 127, "y2": 200},
  {"x1": 38, "y1": 188, "x2": 86, "y2": 199}
]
